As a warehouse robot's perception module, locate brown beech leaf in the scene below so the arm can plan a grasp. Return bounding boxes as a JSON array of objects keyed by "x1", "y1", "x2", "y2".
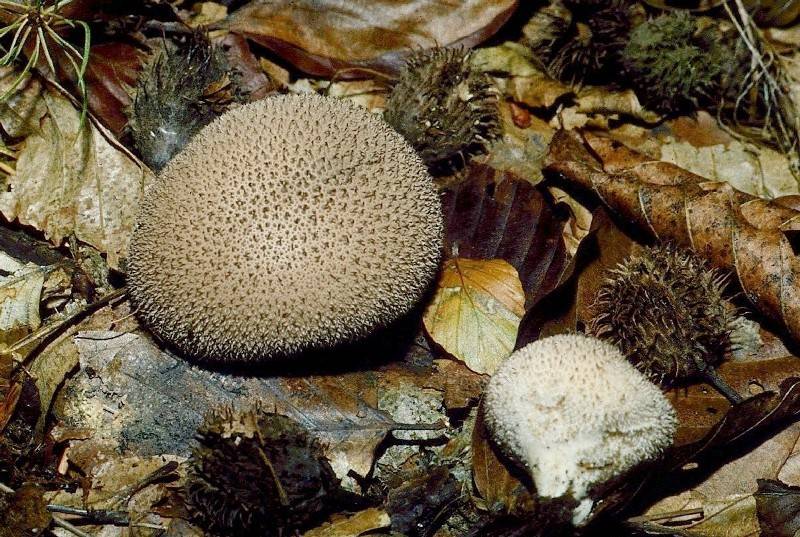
[
  {"x1": 302, "y1": 508, "x2": 391, "y2": 537},
  {"x1": 599, "y1": 378, "x2": 800, "y2": 531},
  {"x1": 227, "y1": 0, "x2": 518, "y2": 77},
  {"x1": 471, "y1": 404, "x2": 536, "y2": 516},
  {"x1": 80, "y1": 42, "x2": 147, "y2": 137},
  {"x1": 755, "y1": 479, "x2": 800, "y2": 537},
  {"x1": 441, "y1": 164, "x2": 569, "y2": 309},
  {"x1": 0, "y1": 81, "x2": 153, "y2": 269},
  {"x1": 515, "y1": 208, "x2": 636, "y2": 348},
  {"x1": 217, "y1": 33, "x2": 274, "y2": 101},
  {"x1": 545, "y1": 129, "x2": 800, "y2": 349}
]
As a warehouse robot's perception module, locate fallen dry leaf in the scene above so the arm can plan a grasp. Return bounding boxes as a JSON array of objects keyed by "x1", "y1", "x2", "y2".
[
  {"x1": 574, "y1": 87, "x2": 662, "y2": 124},
  {"x1": 228, "y1": 0, "x2": 517, "y2": 77},
  {"x1": 471, "y1": 404, "x2": 536, "y2": 516},
  {"x1": 81, "y1": 42, "x2": 147, "y2": 137},
  {"x1": 660, "y1": 139, "x2": 799, "y2": 199},
  {"x1": 516, "y1": 208, "x2": 636, "y2": 348},
  {"x1": 0, "y1": 82, "x2": 153, "y2": 269},
  {"x1": 441, "y1": 164, "x2": 569, "y2": 308},
  {"x1": 302, "y1": 508, "x2": 391, "y2": 537},
  {"x1": 0, "y1": 484, "x2": 51, "y2": 537},
  {"x1": 470, "y1": 42, "x2": 571, "y2": 109},
  {"x1": 56, "y1": 328, "x2": 440, "y2": 491},
  {"x1": 423, "y1": 258, "x2": 525, "y2": 375},
  {"x1": 545, "y1": 129, "x2": 800, "y2": 350},
  {"x1": 755, "y1": 479, "x2": 800, "y2": 537},
  {"x1": 219, "y1": 32, "x2": 276, "y2": 101},
  {"x1": 484, "y1": 100, "x2": 554, "y2": 182},
  {"x1": 0, "y1": 256, "x2": 47, "y2": 345},
  {"x1": 616, "y1": 379, "x2": 800, "y2": 534}
]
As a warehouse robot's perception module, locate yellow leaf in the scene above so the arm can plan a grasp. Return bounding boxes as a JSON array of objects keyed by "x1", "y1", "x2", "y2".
[{"x1": 423, "y1": 258, "x2": 525, "y2": 375}]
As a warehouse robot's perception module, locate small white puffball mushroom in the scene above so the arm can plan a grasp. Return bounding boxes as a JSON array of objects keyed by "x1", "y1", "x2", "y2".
[{"x1": 483, "y1": 333, "x2": 677, "y2": 524}]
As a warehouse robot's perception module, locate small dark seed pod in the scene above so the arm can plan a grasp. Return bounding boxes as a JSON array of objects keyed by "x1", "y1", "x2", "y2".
[
  {"x1": 589, "y1": 245, "x2": 736, "y2": 389},
  {"x1": 383, "y1": 47, "x2": 498, "y2": 175},
  {"x1": 185, "y1": 408, "x2": 339, "y2": 537}
]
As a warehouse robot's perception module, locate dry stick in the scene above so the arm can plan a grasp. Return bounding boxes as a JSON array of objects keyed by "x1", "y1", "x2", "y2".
[{"x1": 51, "y1": 516, "x2": 94, "y2": 537}]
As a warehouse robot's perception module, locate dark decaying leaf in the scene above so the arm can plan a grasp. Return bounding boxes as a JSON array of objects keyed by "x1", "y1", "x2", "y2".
[
  {"x1": 386, "y1": 466, "x2": 461, "y2": 535},
  {"x1": 471, "y1": 403, "x2": 536, "y2": 517},
  {"x1": 227, "y1": 0, "x2": 518, "y2": 77},
  {"x1": 441, "y1": 164, "x2": 569, "y2": 308},
  {"x1": 82, "y1": 42, "x2": 147, "y2": 137},
  {"x1": 515, "y1": 207, "x2": 635, "y2": 348},
  {"x1": 756, "y1": 479, "x2": 800, "y2": 537},
  {"x1": 56, "y1": 329, "x2": 441, "y2": 481}
]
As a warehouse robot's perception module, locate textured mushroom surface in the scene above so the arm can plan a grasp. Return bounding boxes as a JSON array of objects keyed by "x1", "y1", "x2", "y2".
[
  {"x1": 128, "y1": 93, "x2": 443, "y2": 362},
  {"x1": 483, "y1": 333, "x2": 676, "y2": 524}
]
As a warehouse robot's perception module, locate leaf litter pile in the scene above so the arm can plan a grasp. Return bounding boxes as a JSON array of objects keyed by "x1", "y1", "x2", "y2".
[{"x1": 3, "y1": 0, "x2": 800, "y2": 536}]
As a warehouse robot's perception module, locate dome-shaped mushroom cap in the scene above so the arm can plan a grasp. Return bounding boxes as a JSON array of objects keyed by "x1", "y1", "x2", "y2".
[
  {"x1": 127, "y1": 93, "x2": 443, "y2": 362},
  {"x1": 483, "y1": 333, "x2": 676, "y2": 524}
]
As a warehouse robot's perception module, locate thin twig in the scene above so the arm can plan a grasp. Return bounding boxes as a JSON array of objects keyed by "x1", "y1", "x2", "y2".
[{"x1": 51, "y1": 516, "x2": 94, "y2": 537}]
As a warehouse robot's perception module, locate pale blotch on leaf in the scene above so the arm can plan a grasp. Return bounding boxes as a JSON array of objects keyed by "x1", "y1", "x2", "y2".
[{"x1": 423, "y1": 258, "x2": 525, "y2": 375}]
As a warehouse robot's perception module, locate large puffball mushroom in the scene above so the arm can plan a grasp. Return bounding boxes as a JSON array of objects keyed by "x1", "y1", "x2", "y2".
[
  {"x1": 483, "y1": 333, "x2": 676, "y2": 524},
  {"x1": 128, "y1": 93, "x2": 443, "y2": 363}
]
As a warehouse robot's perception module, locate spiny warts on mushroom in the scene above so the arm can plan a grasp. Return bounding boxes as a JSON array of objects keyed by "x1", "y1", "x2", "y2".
[
  {"x1": 127, "y1": 93, "x2": 444, "y2": 363},
  {"x1": 383, "y1": 47, "x2": 498, "y2": 175},
  {"x1": 483, "y1": 334, "x2": 676, "y2": 525}
]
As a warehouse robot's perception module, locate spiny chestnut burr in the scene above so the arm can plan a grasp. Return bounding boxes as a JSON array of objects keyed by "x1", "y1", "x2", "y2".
[
  {"x1": 589, "y1": 245, "x2": 742, "y2": 402},
  {"x1": 383, "y1": 47, "x2": 498, "y2": 174}
]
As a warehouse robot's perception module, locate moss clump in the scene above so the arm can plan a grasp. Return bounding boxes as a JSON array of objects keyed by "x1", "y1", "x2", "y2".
[{"x1": 622, "y1": 12, "x2": 738, "y2": 114}]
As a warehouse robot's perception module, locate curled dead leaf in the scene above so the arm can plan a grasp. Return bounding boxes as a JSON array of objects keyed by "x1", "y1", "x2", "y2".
[
  {"x1": 228, "y1": 0, "x2": 518, "y2": 77},
  {"x1": 545, "y1": 129, "x2": 800, "y2": 349}
]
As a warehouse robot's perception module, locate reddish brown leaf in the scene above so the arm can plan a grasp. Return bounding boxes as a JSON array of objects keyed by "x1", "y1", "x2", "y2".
[
  {"x1": 425, "y1": 359, "x2": 486, "y2": 410},
  {"x1": 81, "y1": 42, "x2": 147, "y2": 137},
  {"x1": 441, "y1": 164, "x2": 569, "y2": 309},
  {"x1": 227, "y1": 0, "x2": 518, "y2": 77},
  {"x1": 471, "y1": 404, "x2": 536, "y2": 516},
  {"x1": 0, "y1": 383, "x2": 21, "y2": 434},
  {"x1": 217, "y1": 33, "x2": 274, "y2": 101},
  {"x1": 515, "y1": 208, "x2": 636, "y2": 347}
]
